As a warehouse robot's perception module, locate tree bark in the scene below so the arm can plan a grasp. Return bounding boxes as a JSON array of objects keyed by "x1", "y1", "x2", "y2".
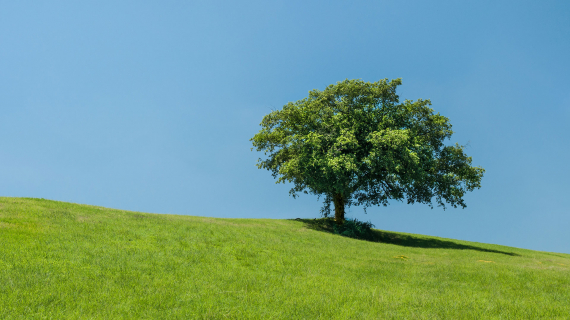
[{"x1": 333, "y1": 193, "x2": 345, "y2": 225}]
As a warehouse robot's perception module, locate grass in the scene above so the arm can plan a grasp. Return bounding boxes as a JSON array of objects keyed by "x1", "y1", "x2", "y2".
[{"x1": 1, "y1": 197, "x2": 569, "y2": 319}]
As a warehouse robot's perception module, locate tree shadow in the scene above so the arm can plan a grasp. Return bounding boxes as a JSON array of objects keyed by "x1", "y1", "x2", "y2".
[{"x1": 293, "y1": 218, "x2": 519, "y2": 256}]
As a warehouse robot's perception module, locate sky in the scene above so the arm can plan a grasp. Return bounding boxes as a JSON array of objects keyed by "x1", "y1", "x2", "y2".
[{"x1": 1, "y1": 1, "x2": 569, "y2": 254}]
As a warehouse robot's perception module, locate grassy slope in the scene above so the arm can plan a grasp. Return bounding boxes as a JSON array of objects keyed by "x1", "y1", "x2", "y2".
[{"x1": 0, "y1": 197, "x2": 569, "y2": 319}]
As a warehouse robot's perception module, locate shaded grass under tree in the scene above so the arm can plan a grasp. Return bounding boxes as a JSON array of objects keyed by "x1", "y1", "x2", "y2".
[{"x1": 295, "y1": 218, "x2": 519, "y2": 256}]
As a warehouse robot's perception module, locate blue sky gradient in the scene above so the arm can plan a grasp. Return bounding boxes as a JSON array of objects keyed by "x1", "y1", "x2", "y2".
[{"x1": 1, "y1": 1, "x2": 569, "y2": 253}]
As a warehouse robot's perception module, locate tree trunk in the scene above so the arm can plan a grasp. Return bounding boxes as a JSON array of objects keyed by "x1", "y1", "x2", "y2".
[{"x1": 333, "y1": 193, "x2": 345, "y2": 225}]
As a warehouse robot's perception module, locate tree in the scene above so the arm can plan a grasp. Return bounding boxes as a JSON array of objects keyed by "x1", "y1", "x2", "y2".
[{"x1": 250, "y1": 79, "x2": 485, "y2": 224}]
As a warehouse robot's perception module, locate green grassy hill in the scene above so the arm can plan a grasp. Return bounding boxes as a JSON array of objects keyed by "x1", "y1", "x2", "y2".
[{"x1": 1, "y1": 197, "x2": 569, "y2": 319}]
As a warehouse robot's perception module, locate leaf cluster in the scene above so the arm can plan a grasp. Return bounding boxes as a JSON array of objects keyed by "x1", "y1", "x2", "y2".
[{"x1": 251, "y1": 79, "x2": 485, "y2": 216}]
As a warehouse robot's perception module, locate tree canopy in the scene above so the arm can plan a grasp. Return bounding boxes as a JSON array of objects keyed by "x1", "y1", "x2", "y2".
[{"x1": 250, "y1": 79, "x2": 485, "y2": 223}]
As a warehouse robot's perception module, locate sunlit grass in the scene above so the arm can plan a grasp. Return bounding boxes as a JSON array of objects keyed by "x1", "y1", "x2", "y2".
[{"x1": 1, "y1": 197, "x2": 569, "y2": 319}]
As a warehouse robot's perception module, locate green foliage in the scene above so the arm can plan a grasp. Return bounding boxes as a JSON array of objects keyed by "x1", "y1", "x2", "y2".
[
  {"x1": 251, "y1": 79, "x2": 485, "y2": 218},
  {"x1": 333, "y1": 218, "x2": 375, "y2": 240}
]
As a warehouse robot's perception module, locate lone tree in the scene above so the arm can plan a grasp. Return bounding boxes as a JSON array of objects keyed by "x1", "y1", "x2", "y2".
[{"x1": 251, "y1": 79, "x2": 485, "y2": 224}]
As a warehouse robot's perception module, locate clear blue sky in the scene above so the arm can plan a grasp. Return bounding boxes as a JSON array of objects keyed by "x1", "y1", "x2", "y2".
[{"x1": 1, "y1": 1, "x2": 569, "y2": 253}]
